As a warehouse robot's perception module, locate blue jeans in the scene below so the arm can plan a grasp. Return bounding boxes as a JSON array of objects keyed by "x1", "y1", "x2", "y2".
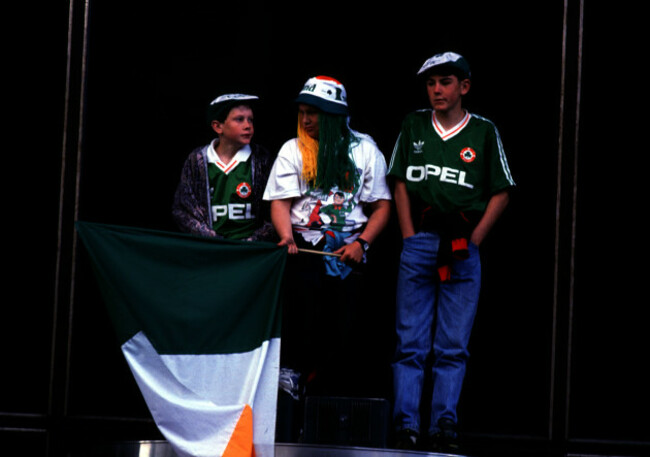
[{"x1": 392, "y1": 231, "x2": 481, "y2": 436}]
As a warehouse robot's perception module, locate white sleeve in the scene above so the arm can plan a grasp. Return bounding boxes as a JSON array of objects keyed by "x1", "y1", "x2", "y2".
[
  {"x1": 263, "y1": 139, "x2": 304, "y2": 201},
  {"x1": 357, "y1": 139, "x2": 392, "y2": 203}
]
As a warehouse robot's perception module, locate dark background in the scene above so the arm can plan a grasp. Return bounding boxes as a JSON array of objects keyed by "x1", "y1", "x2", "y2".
[{"x1": 3, "y1": 1, "x2": 647, "y2": 456}]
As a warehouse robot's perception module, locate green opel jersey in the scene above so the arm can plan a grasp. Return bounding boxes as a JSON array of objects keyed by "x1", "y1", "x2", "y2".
[
  {"x1": 208, "y1": 159, "x2": 258, "y2": 240},
  {"x1": 388, "y1": 109, "x2": 515, "y2": 214}
]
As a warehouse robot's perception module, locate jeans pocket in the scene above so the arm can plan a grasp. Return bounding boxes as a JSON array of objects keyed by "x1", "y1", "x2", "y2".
[{"x1": 403, "y1": 231, "x2": 428, "y2": 242}]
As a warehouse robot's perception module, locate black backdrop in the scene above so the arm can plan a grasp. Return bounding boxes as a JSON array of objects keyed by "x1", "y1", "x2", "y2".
[{"x1": 3, "y1": 1, "x2": 648, "y2": 456}]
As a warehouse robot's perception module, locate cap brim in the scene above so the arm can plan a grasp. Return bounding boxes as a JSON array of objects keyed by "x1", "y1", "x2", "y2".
[
  {"x1": 295, "y1": 93, "x2": 348, "y2": 115},
  {"x1": 417, "y1": 63, "x2": 470, "y2": 80}
]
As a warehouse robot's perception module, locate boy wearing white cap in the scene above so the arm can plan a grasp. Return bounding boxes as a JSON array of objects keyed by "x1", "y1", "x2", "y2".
[
  {"x1": 263, "y1": 76, "x2": 391, "y2": 395},
  {"x1": 388, "y1": 52, "x2": 515, "y2": 452},
  {"x1": 173, "y1": 94, "x2": 274, "y2": 241}
]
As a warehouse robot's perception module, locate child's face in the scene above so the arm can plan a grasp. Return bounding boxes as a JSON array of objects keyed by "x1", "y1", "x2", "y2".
[
  {"x1": 298, "y1": 104, "x2": 320, "y2": 139},
  {"x1": 212, "y1": 105, "x2": 254, "y2": 147},
  {"x1": 426, "y1": 74, "x2": 470, "y2": 114}
]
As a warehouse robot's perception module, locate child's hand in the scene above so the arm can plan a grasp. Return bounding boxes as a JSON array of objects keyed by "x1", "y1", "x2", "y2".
[
  {"x1": 335, "y1": 241, "x2": 364, "y2": 264},
  {"x1": 278, "y1": 237, "x2": 298, "y2": 254}
]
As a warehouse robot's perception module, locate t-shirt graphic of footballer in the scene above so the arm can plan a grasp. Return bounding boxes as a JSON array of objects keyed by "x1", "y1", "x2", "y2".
[{"x1": 305, "y1": 188, "x2": 356, "y2": 230}]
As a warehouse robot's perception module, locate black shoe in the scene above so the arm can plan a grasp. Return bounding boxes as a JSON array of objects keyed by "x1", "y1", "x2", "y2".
[
  {"x1": 427, "y1": 418, "x2": 460, "y2": 453},
  {"x1": 394, "y1": 428, "x2": 419, "y2": 450}
]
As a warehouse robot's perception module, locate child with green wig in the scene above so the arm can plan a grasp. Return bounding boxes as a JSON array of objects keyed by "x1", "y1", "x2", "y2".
[
  {"x1": 263, "y1": 76, "x2": 391, "y2": 399},
  {"x1": 264, "y1": 75, "x2": 390, "y2": 263}
]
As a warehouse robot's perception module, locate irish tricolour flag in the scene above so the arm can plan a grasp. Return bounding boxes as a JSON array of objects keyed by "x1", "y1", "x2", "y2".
[{"x1": 76, "y1": 222, "x2": 286, "y2": 457}]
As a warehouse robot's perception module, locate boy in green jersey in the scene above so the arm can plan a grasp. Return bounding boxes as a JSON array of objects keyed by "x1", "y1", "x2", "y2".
[
  {"x1": 388, "y1": 52, "x2": 515, "y2": 452},
  {"x1": 173, "y1": 93, "x2": 274, "y2": 241}
]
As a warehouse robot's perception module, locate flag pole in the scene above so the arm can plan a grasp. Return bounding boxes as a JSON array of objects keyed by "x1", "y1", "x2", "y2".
[{"x1": 298, "y1": 248, "x2": 341, "y2": 258}]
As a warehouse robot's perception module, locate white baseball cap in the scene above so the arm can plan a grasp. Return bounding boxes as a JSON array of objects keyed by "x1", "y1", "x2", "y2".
[
  {"x1": 417, "y1": 52, "x2": 471, "y2": 79},
  {"x1": 206, "y1": 93, "x2": 259, "y2": 122}
]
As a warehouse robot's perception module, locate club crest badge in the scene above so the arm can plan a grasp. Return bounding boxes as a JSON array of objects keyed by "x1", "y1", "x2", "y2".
[
  {"x1": 236, "y1": 182, "x2": 252, "y2": 198},
  {"x1": 460, "y1": 147, "x2": 477, "y2": 163}
]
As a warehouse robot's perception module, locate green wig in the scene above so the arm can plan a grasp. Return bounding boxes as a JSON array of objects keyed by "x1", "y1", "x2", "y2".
[{"x1": 312, "y1": 113, "x2": 360, "y2": 192}]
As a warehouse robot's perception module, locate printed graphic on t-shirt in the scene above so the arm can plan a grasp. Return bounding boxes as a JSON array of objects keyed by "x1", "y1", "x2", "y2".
[{"x1": 304, "y1": 182, "x2": 358, "y2": 231}]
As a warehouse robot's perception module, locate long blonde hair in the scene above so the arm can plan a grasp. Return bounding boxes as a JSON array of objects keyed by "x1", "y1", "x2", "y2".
[{"x1": 297, "y1": 112, "x2": 319, "y2": 185}]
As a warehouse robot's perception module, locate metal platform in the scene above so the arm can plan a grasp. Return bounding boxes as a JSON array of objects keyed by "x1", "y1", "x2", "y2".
[
  {"x1": 277, "y1": 443, "x2": 462, "y2": 457},
  {"x1": 96, "y1": 441, "x2": 464, "y2": 457}
]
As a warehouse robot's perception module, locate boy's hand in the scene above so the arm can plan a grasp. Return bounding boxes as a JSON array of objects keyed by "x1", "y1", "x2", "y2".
[{"x1": 278, "y1": 237, "x2": 298, "y2": 254}]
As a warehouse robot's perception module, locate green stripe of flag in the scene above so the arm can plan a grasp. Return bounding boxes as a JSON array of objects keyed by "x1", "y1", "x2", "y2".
[{"x1": 76, "y1": 221, "x2": 286, "y2": 355}]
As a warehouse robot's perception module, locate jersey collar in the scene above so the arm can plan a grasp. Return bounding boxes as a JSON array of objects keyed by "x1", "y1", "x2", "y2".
[
  {"x1": 207, "y1": 140, "x2": 252, "y2": 175},
  {"x1": 431, "y1": 110, "x2": 470, "y2": 141}
]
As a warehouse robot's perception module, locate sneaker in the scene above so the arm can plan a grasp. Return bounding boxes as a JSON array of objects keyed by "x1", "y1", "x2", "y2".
[
  {"x1": 427, "y1": 418, "x2": 460, "y2": 453},
  {"x1": 394, "y1": 428, "x2": 419, "y2": 450}
]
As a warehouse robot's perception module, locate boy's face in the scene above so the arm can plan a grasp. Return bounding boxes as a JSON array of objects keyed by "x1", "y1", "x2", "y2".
[
  {"x1": 212, "y1": 105, "x2": 254, "y2": 147},
  {"x1": 298, "y1": 104, "x2": 320, "y2": 139},
  {"x1": 426, "y1": 74, "x2": 471, "y2": 114}
]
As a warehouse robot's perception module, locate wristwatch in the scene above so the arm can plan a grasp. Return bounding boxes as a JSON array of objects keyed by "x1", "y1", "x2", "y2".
[{"x1": 355, "y1": 237, "x2": 370, "y2": 252}]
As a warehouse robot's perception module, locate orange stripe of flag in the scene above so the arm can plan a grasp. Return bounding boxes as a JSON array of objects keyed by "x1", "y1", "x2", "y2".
[{"x1": 223, "y1": 404, "x2": 255, "y2": 457}]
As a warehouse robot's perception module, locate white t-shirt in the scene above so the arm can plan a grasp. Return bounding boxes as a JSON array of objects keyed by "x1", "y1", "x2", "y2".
[{"x1": 263, "y1": 134, "x2": 391, "y2": 244}]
